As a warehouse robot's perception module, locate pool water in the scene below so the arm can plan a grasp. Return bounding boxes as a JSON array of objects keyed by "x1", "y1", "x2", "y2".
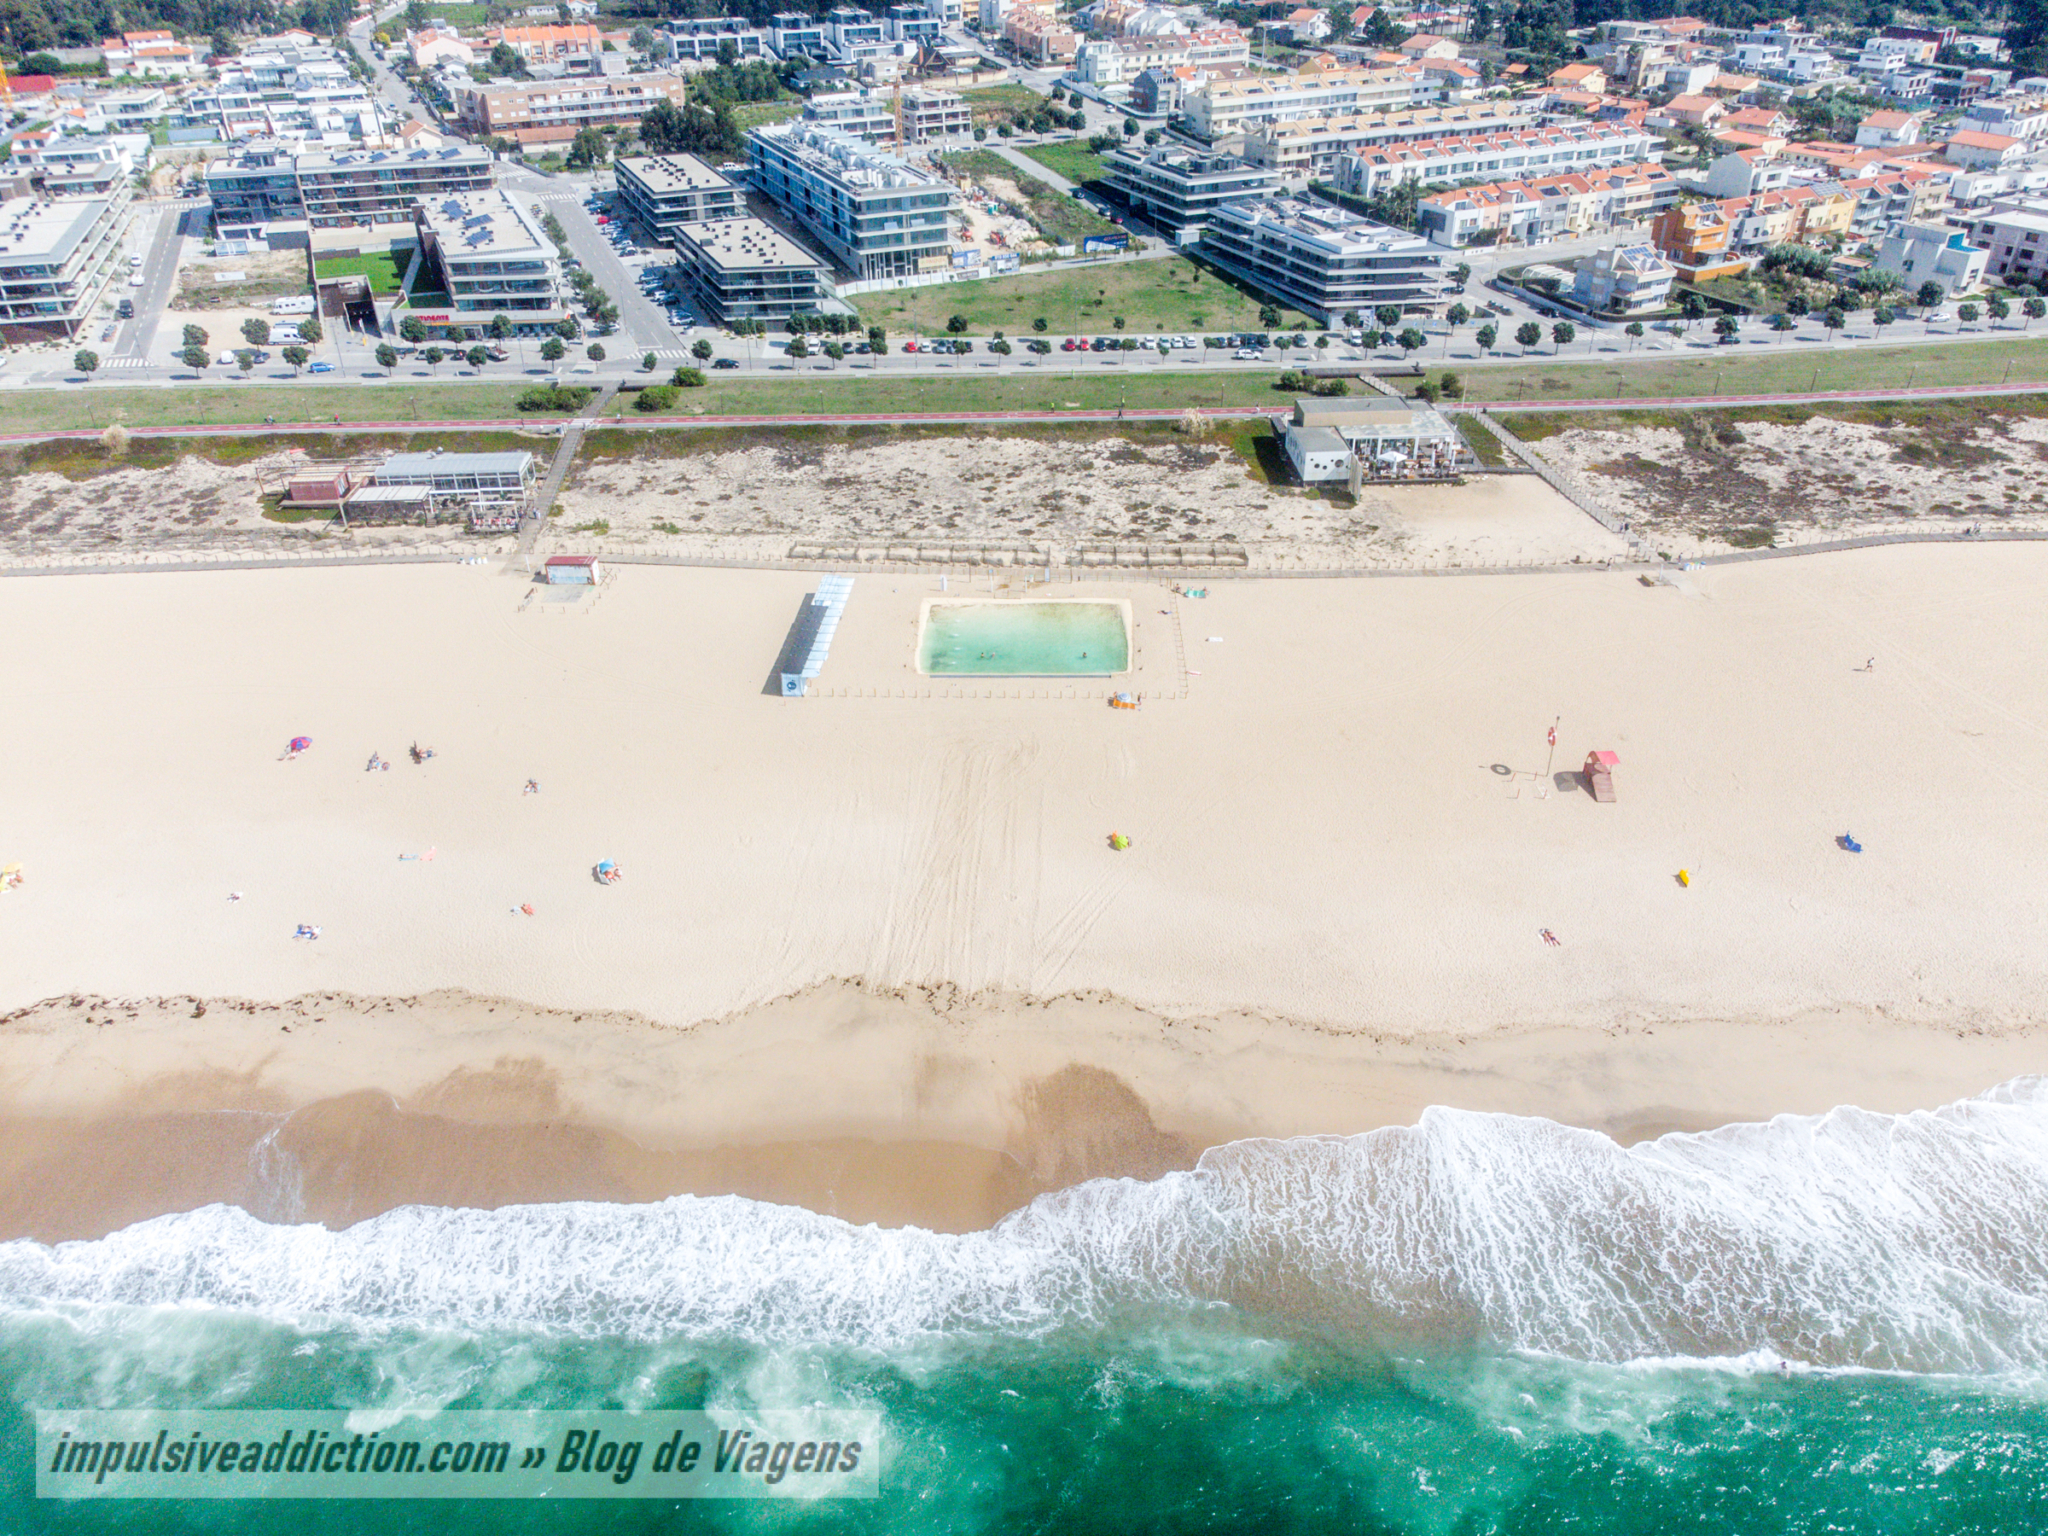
[{"x1": 918, "y1": 600, "x2": 1130, "y2": 676}]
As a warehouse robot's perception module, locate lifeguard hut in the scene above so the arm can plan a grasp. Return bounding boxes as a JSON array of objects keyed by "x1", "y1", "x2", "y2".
[{"x1": 1584, "y1": 750, "x2": 1618, "y2": 803}]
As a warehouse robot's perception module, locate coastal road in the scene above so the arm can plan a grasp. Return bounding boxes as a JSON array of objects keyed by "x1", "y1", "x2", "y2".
[
  {"x1": 114, "y1": 197, "x2": 202, "y2": 365},
  {"x1": 3, "y1": 379, "x2": 2045, "y2": 447}
]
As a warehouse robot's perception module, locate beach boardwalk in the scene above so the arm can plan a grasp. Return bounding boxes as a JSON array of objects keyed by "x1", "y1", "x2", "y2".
[{"x1": 544, "y1": 555, "x2": 601, "y2": 586}]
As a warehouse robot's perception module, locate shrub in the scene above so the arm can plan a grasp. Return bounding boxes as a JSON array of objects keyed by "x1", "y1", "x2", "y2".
[
  {"x1": 1312, "y1": 378, "x2": 1350, "y2": 397},
  {"x1": 635, "y1": 385, "x2": 679, "y2": 411},
  {"x1": 515, "y1": 383, "x2": 593, "y2": 412},
  {"x1": 671, "y1": 367, "x2": 706, "y2": 388}
]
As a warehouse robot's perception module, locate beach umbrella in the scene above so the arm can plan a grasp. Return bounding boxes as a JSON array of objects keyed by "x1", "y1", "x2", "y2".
[{"x1": 288, "y1": 736, "x2": 312, "y2": 753}]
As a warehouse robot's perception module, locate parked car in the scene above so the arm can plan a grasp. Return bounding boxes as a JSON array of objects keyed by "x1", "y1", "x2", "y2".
[
  {"x1": 713, "y1": 357, "x2": 739, "y2": 369},
  {"x1": 117, "y1": 299, "x2": 134, "y2": 318},
  {"x1": 1234, "y1": 347, "x2": 1261, "y2": 359},
  {"x1": 308, "y1": 361, "x2": 336, "y2": 373},
  {"x1": 128, "y1": 271, "x2": 145, "y2": 286}
]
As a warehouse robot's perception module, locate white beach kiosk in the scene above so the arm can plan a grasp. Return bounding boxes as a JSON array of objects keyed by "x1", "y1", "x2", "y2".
[{"x1": 781, "y1": 576, "x2": 853, "y2": 696}]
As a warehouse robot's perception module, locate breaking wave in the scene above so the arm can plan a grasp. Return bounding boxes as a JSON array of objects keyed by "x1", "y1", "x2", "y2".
[{"x1": 4, "y1": 1080, "x2": 2048, "y2": 1373}]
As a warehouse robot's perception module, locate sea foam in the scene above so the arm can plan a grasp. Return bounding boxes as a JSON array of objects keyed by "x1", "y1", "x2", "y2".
[{"x1": 3, "y1": 1079, "x2": 2047, "y2": 1373}]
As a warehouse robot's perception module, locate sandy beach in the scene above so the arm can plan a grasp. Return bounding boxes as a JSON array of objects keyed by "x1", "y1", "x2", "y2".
[{"x1": 2, "y1": 547, "x2": 2046, "y2": 1234}]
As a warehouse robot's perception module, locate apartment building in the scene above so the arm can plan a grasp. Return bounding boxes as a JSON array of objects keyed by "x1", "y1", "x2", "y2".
[
  {"x1": 615, "y1": 153, "x2": 744, "y2": 241},
  {"x1": 768, "y1": 12, "x2": 828, "y2": 59},
  {"x1": 454, "y1": 74, "x2": 694, "y2": 147},
  {"x1": 411, "y1": 189, "x2": 567, "y2": 336},
  {"x1": 671, "y1": 216, "x2": 829, "y2": 323},
  {"x1": 1184, "y1": 67, "x2": 1419, "y2": 140},
  {"x1": 1416, "y1": 161, "x2": 1676, "y2": 247},
  {"x1": 1650, "y1": 198, "x2": 1745, "y2": 280},
  {"x1": 1332, "y1": 122, "x2": 1660, "y2": 198},
  {"x1": 205, "y1": 140, "x2": 305, "y2": 233},
  {"x1": 1962, "y1": 197, "x2": 2048, "y2": 282},
  {"x1": 1100, "y1": 146, "x2": 1281, "y2": 234},
  {"x1": 659, "y1": 16, "x2": 770, "y2": 60},
  {"x1": 803, "y1": 88, "x2": 970, "y2": 144},
  {"x1": 0, "y1": 183, "x2": 134, "y2": 342},
  {"x1": 1717, "y1": 183, "x2": 1856, "y2": 248},
  {"x1": 482, "y1": 23, "x2": 604, "y2": 73},
  {"x1": 296, "y1": 145, "x2": 495, "y2": 229},
  {"x1": 1960, "y1": 98, "x2": 2048, "y2": 145},
  {"x1": 16, "y1": 135, "x2": 138, "y2": 198},
  {"x1": 1240, "y1": 100, "x2": 1539, "y2": 178},
  {"x1": 1072, "y1": 26, "x2": 1250, "y2": 85},
  {"x1": 1571, "y1": 243, "x2": 1673, "y2": 314},
  {"x1": 746, "y1": 120, "x2": 956, "y2": 280},
  {"x1": 181, "y1": 76, "x2": 384, "y2": 142},
  {"x1": 1198, "y1": 196, "x2": 1441, "y2": 321},
  {"x1": 1840, "y1": 167, "x2": 1949, "y2": 238},
  {"x1": 1005, "y1": 5, "x2": 1081, "y2": 64}
]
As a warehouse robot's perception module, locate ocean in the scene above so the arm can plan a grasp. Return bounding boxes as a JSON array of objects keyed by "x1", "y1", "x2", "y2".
[{"x1": 4, "y1": 1080, "x2": 2047, "y2": 1532}]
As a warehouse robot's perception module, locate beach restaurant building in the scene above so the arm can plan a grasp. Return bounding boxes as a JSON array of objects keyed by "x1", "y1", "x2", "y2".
[{"x1": 1275, "y1": 396, "x2": 1464, "y2": 482}]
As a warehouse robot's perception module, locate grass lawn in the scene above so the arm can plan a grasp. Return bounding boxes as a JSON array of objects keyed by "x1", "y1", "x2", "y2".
[
  {"x1": 587, "y1": 368, "x2": 1296, "y2": 418},
  {"x1": 940, "y1": 149, "x2": 1117, "y2": 246},
  {"x1": 312, "y1": 250, "x2": 409, "y2": 295},
  {"x1": 1020, "y1": 140, "x2": 1109, "y2": 186},
  {"x1": 420, "y1": 1, "x2": 488, "y2": 25},
  {"x1": 1456, "y1": 415, "x2": 1509, "y2": 467},
  {"x1": 1450, "y1": 336, "x2": 2048, "y2": 405},
  {"x1": 5, "y1": 384, "x2": 544, "y2": 435},
  {"x1": 851, "y1": 254, "x2": 1309, "y2": 336},
  {"x1": 730, "y1": 99, "x2": 803, "y2": 131},
  {"x1": 961, "y1": 84, "x2": 1048, "y2": 125}
]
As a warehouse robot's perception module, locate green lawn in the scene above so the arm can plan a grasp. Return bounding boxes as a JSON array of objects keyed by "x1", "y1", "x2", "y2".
[
  {"x1": 419, "y1": 2, "x2": 488, "y2": 25},
  {"x1": 9, "y1": 384, "x2": 544, "y2": 434},
  {"x1": 589, "y1": 368, "x2": 1296, "y2": 417},
  {"x1": 730, "y1": 99, "x2": 802, "y2": 131},
  {"x1": 1020, "y1": 140, "x2": 1109, "y2": 186},
  {"x1": 961, "y1": 83, "x2": 1049, "y2": 125},
  {"x1": 1456, "y1": 415, "x2": 1509, "y2": 467},
  {"x1": 851, "y1": 254, "x2": 1310, "y2": 336},
  {"x1": 312, "y1": 250, "x2": 409, "y2": 295},
  {"x1": 1451, "y1": 336, "x2": 2048, "y2": 405}
]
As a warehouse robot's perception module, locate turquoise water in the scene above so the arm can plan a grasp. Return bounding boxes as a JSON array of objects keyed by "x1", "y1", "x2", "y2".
[
  {"x1": 6, "y1": 1081, "x2": 2048, "y2": 1531},
  {"x1": 919, "y1": 602, "x2": 1129, "y2": 676}
]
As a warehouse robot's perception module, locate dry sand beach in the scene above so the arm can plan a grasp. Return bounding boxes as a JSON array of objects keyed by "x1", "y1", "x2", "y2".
[{"x1": 2, "y1": 545, "x2": 2046, "y2": 1238}]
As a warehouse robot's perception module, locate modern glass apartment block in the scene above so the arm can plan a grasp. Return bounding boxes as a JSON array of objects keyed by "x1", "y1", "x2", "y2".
[
  {"x1": 615, "y1": 154, "x2": 744, "y2": 243},
  {"x1": 1099, "y1": 146, "x2": 1280, "y2": 235},
  {"x1": 672, "y1": 216, "x2": 828, "y2": 323},
  {"x1": 1199, "y1": 196, "x2": 1442, "y2": 322},
  {"x1": 745, "y1": 121, "x2": 955, "y2": 280},
  {"x1": 0, "y1": 182, "x2": 134, "y2": 342},
  {"x1": 203, "y1": 140, "x2": 305, "y2": 230},
  {"x1": 413, "y1": 190, "x2": 566, "y2": 335},
  {"x1": 295, "y1": 145, "x2": 495, "y2": 228}
]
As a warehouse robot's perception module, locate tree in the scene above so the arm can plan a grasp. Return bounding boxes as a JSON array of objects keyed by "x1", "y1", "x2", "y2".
[
  {"x1": 1624, "y1": 320, "x2": 1644, "y2": 346},
  {"x1": 210, "y1": 26, "x2": 235, "y2": 56},
  {"x1": 1514, "y1": 321, "x2": 1541, "y2": 352},
  {"x1": 1122, "y1": 117, "x2": 1139, "y2": 137},
  {"x1": 1871, "y1": 304, "x2": 1895, "y2": 329},
  {"x1": 1315, "y1": 333, "x2": 1332, "y2": 350},
  {"x1": 299, "y1": 316, "x2": 322, "y2": 345},
  {"x1": 1915, "y1": 279, "x2": 1945, "y2": 313},
  {"x1": 636, "y1": 385, "x2": 678, "y2": 412},
  {"x1": 587, "y1": 343, "x2": 606, "y2": 363},
  {"x1": 1360, "y1": 328, "x2": 1383, "y2": 350},
  {"x1": 642, "y1": 351, "x2": 659, "y2": 371},
  {"x1": 375, "y1": 343, "x2": 399, "y2": 369},
  {"x1": 489, "y1": 313, "x2": 513, "y2": 340},
  {"x1": 1678, "y1": 290, "x2": 1706, "y2": 325},
  {"x1": 423, "y1": 347, "x2": 444, "y2": 372},
  {"x1": 540, "y1": 337, "x2": 566, "y2": 363},
  {"x1": 567, "y1": 126, "x2": 609, "y2": 168},
  {"x1": 1713, "y1": 315, "x2": 1739, "y2": 339},
  {"x1": 181, "y1": 346, "x2": 210, "y2": 372},
  {"x1": 1113, "y1": 315, "x2": 1126, "y2": 330},
  {"x1": 241, "y1": 318, "x2": 271, "y2": 347},
  {"x1": 1784, "y1": 291, "x2": 1810, "y2": 318},
  {"x1": 1258, "y1": 304, "x2": 1282, "y2": 328},
  {"x1": 1958, "y1": 302, "x2": 1981, "y2": 324},
  {"x1": 182, "y1": 323, "x2": 209, "y2": 350},
  {"x1": 1475, "y1": 323, "x2": 1497, "y2": 352},
  {"x1": 488, "y1": 40, "x2": 522, "y2": 76},
  {"x1": 556, "y1": 317, "x2": 581, "y2": 340},
  {"x1": 466, "y1": 346, "x2": 490, "y2": 368},
  {"x1": 1768, "y1": 313, "x2": 1794, "y2": 333},
  {"x1": 1032, "y1": 316, "x2": 1048, "y2": 333},
  {"x1": 1549, "y1": 320, "x2": 1575, "y2": 352},
  {"x1": 283, "y1": 345, "x2": 310, "y2": 374},
  {"x1": 868, "y1": 325, "x2": 887, "y2": 351},
  {"x1": 1446, "y1": 302, "x2": 1470, "y2": 327},
  {"x1": 73, "y1": 350, "x2": 99, "y2": 378},
  {"x1": 824, "y1": 340, "x2": 847, "y2": 363},
  {"x1": 946, "y1": 314, "x2": 968, "y2": 334},
  {"x1": 673, "y1": 367, "x2": 706, "y2": 388},
  {"x1": 1469, "y1": 0, "x2": 1493, "y2": 37},
  {"x1": 1987, "y1": 295, "x2": 2011, "y2": 324},
  {"x1": 1397, "y1": 327, "x2": 1426, "y2": 354},
  {"x1": 787, "y1": 335, "x2": 809, "y2": 361},
  {"x1": 1821, "y1": 307, "x2": 1846, "y2": 339},
  {"x1": 399, "y1": 315, "x2": 429, "y2": 344},
  {"x1": 2025, "y1": 297, "x2": 2047, "y2": 328},
  {"x1": 238, "y1": 352, "x2": 256, "y2": 376},
  {"x1": 1375, "y1": 305, "x2": 1402, "y2": 329},
  {"x1": 1452, "y1": 263, "x2": 1472, "y2": 285},
  {"x1": 630, "y1": 25, "x2": 655, "y2": 54},
  {"x1": 692, "y1": 339, "x2": 714, "y2": 361},
  {"x1": 1438, "y1": 371, "x2": 1463, "y2": 399}
]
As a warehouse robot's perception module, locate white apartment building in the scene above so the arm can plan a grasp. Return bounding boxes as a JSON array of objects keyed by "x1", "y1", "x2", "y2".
[
  {"x1": 1961, "y1": 98, "x2": 2048, "y2": 145},
  {"x1": 1871, "y1": 220, "x2": 1988, "y2": 295},
  {"x1": 412, "y1": 189, "x2": 568, "y2": 337},
  {"x1": 1184, "y1": 67, "x2": 1419, "y2": 140},
  {"x1": 0, "y1": 183, "x2": 134, "y2": 342},
  {"x1": 1963, "y1": 196, "x2": 2048, "y2": 282},
  {"x1": 1073, "y1": 26, "x2": 1249, "y2": 85},
  {"x1": 1199, "y1": 196, "x2": 1442, "y2": 320},
  {"x1": 1240, "y1": 100, "x2": 1540, "y2": 178},
  {"x1": 1332, "y1": 122, "x2": 1660, "y2": 198}
]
